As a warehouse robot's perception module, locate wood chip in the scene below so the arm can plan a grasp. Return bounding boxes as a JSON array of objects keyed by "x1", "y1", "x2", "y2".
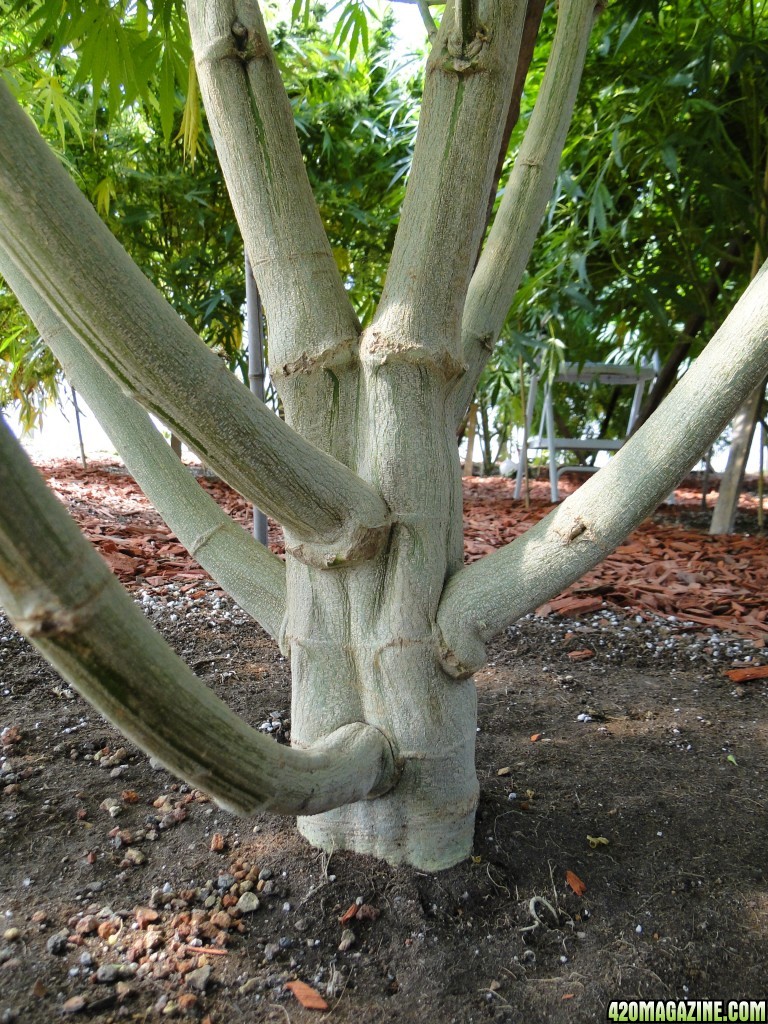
[
  {"x1": 724, "y1": 664, "x2": 768, "y2": 683},
  {"x1": 339, "y1": 903, "x2": 358, "y2": 924},
  {"x1": 566, "y1": 870, "x2": 587, "y2": 896},
  {"x1": 284, "y1": 980, "x2": 329, "y2": 1011},
  {"x1": 567, "y1": 649, "x2": 594, "y2": 661}
]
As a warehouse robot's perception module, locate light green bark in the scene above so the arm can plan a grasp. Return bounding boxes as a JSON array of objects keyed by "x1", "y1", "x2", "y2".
[{"x1": 454, "y1": 0, "x2": 599, "y2": 418}]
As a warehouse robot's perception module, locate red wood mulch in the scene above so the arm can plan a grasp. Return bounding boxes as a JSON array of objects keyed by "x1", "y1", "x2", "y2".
[{"x1": 35, "y1": 459, "x2": 768, "y2": 646}]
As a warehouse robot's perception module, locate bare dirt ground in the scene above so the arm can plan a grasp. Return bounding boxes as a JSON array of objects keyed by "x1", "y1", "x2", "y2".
[{"x1": 1, "y1": 462, "x2": 767, "y2": 1023}]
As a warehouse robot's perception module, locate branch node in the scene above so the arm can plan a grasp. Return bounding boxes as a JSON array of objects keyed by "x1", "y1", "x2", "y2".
[
  {"x1": 361, "y1": 330, "x2": 466, "y2": 381},
  {"x1": 446, "y1": 0, "x2": 486, "y2": 67},
  {"x1": 286, "y1": 519, "x2": 391, "y2": 570},
  {"x1": 12, "y1": 577, "x2": 110, "y2": 639},
  {"x1": 563, "y1": 518, "x2": 588, "y2": 544},
  {"x1": 189, "y1": 521, "x2": 228, "y2": 558},
  {"x1": 231, "y1": 18, "x2": 248, "y2": 45}
]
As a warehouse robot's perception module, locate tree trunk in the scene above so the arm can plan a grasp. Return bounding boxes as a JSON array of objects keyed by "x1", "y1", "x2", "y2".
[
  {"x1": 463, "y1": 402, "x2": 478, "y2": 476},
  {"x1": 709, "y1": 382, "x2": 765, "y2": 534},
  {"x1": 291, "y1": 368, "x2": 479, "y2": 869},
  {"x1": 479, "y1": 401, "x2": 494, "y2": 474}
]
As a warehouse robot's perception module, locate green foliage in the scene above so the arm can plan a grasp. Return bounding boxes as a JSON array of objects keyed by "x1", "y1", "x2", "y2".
[
  {"x1": 1, "y1": 0, "x2": 190, "y2": 140},
  {"x1": 0, "y1": 281, "x2": 58, "y2": 430},
  {"x1": 482, "y1": 0, "x2": 768, "y2": 452}
]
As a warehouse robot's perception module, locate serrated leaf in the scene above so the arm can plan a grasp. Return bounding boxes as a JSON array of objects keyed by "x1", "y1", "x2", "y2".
[
  {"x1": 91, "y1": 177, "x2": 117, "y2": 218},
  {"x1": 175, "y1": 58, "x2": 204, "y2": 162}
]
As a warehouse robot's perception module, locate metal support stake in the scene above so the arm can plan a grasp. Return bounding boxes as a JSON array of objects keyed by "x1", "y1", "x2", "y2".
[{"x1": 246, "y1": 255, "x2": 269, "y2": 547}]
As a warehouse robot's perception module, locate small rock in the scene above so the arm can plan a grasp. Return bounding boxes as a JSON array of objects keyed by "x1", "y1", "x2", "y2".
[
  {"x1": 177, "y1": 992, "x2": 198, "y2": 1013},
  {"x1": 258, "y1": 867, "x2": 273, "y2": 881},
  {"x1": 97, "y1": 918, "x2": 121, "y2": 941},
  {"x1": 338, "y1": 928, "x2": 355, "y2": 952},
  {"x1": 122, "y1": 848, "x2": 146, "y2": 866},
  {"x1": 208, "y1": 911, "x2": 232, "y2": 930},
  {"x1": 75, "y1": 916, "x2": 99, "y2": 935},
  {"x1": 95, "y1": 963, "x2": 137, "y2": 984},
  {"x1": 209, "y1": 833, "x2": 226, "y2": 853},
  {"x1": 263, "y1": 942, "x2": 280, "y2": 962},
  {"x1": 0, "y1": 725, "x2": 21, "y2": 746},
  {"x1": 185, "y1": 965, "x2": 212, "y2": 993},
  {"x1": 46, "y1": 929, "x2": 70, "y2": 955},
  {"x1": 99, "y1": 798, "x2": 122, "y2": 818},
  {"x1": 2, "y1": 929, "x2": 19, "y2": 943},
  {"x1": 355, "y1": 904, "x2": 380, "y2": 922},
  {"x1": 216, "y1": 874, "x2": 235, "y2": 891},
  {"x1": 235, "y1": 891, "x2": 260, "y2": 915},
  {"x1": 135, "y1": 907, "x2": 160, "y2": 928},
  {"x1": 61, "y1": 995, "x2": 87, "y2": 1015}
]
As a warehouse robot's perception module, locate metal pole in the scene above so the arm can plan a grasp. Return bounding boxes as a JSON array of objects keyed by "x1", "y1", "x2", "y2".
[
  {"x1": 245, "y1": 255, "x2": 269, "y2": 546},
  {"x1": 71, "y1": 386, "x2": 88, "y2": 469}
]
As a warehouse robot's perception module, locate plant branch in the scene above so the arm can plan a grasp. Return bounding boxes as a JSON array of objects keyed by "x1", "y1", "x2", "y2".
[
  {"x1": 454, "y1": 0, "x2": 598, "y2": 419},
  {"x1": 0, "y1": 83, "x2": 390, "y2": 568},
  {"x1": 478, "y1": 0, "x2": 546, "y2": 242},
  {"x1": 437, "y1": 259, "x2": 768, "y2": 675},
  {"x1": 186, "y1": 0, "x2": 360, "y2": 377},
  {"x1": 0, "y1": 256, "x2": 286, "y2": 639},
  {"x1": 364, "y1": 0, "x2": 527, "y2": 377},
  {"x1": 0, "y1": 421, "x2": 398, "y2": 814},
  {"x1": 416, "y1": 0, "x2": 438, "y2": 41}
]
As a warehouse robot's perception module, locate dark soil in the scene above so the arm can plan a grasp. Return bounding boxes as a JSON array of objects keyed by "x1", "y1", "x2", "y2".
[{"x1": 1, "y1": 466, "x2": 768, "y2": 1023}]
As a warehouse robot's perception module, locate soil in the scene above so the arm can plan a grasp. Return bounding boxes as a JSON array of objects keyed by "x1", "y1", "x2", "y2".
[{"x1": 2, "y1": 462, "x2": 768, "y2": 1023}]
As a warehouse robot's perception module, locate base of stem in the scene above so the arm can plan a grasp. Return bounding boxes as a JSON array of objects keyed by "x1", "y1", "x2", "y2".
[{"x1": 297, "y1": 781, "x2": 479, "y2": 872}]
